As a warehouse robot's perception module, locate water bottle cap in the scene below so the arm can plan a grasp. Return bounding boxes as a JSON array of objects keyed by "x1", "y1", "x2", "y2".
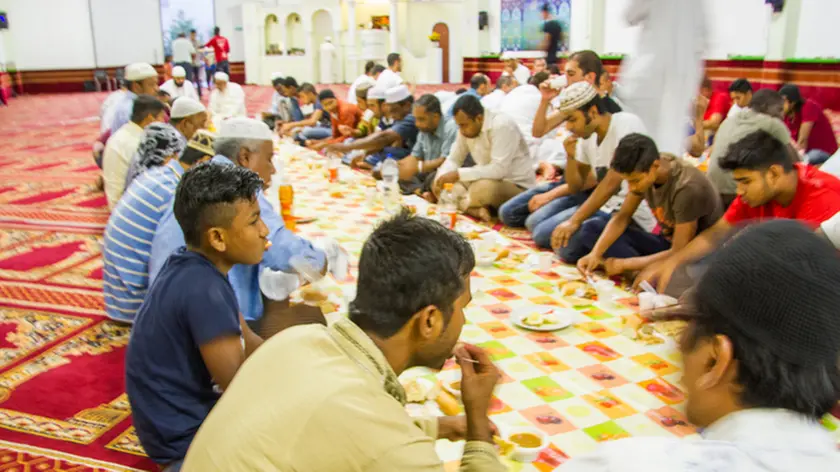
[{"x1": 443, "y1": 183, "x2": 454, "y2": 191}]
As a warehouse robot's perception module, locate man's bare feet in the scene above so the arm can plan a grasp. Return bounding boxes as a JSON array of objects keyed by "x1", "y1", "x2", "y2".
[
  {"x1": 421, "y1": 191, "x2": 437, "y2": 203},
  {"x1": 465, "y1": 207, "x2": 493, "y2": 223}
]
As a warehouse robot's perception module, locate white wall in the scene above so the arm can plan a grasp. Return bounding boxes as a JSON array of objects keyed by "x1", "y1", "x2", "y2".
[
  {"x1": 795, "y1": 0, "x2": 840, "y2": 58},
  {"x1": 90, "y1": 0, "x2": 164, "y2": 66},
  {"x1": 705, "y1": 0, "x2": 769, "y2": 59}
]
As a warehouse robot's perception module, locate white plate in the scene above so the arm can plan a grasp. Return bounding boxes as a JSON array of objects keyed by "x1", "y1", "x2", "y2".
[
  {"x1": 438, "y1": 369, "x2": 462, "y2": 398},
  {"x1": 512, "y1": 308, "x2": 575, "y2": 332}
]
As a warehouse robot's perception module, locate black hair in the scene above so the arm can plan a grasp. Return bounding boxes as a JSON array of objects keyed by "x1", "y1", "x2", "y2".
[
  {"x1": 130, "y1": 95, "x2": 165, "y2": 124},
  {"x1": 214, "y1": 26, "x2": 221, "y2": 35},
  {"x1": 156, "y1": 90, "x2": 171, "y2": 99},
  {"x1": 455, "y1": 88, "x2": 468, "y2": 95},
  {"x1": 569, "y1": 50, "x2": 605, "y2": 87},
  {"x1": 318, "y1": 89, "x2": 336, "y2": 101},
  {"x1": 611, "y1": 133, "x2": 660, "y2": 174},
  {"x1": 451, "y1": 94, "x2": 484, "y2": 118},
  {"x1": 684, "y1": 295, "x2": 840, "y2": 419},
  {"x1": 415, "y1": 94, "x2": 442, "y2": 115},
  {"x1": 577, "y1": 94, "x2": 606, "y2": 115},
  {"x1": 190, "y1": 29, "x2": 196, "y2": 34},
  {"x1": 470, "y1": 74, "x2": 488, "y2": 90},
  {"x1": 272, "y1": 77, "x2": 284, "y2": 87},
  {"x1": 496, "y1": 75, "x2": 514, "y2": 89},
  {"x1": 282, "y1": 77, "x2": 299, "y2": 89},
  {"x1": 749, "y1": 89, "x2": 784, "y2": 117},
  {"x1": 530, "y1": 71, "x2": 550, "y2": 87},
  {"x1": 729, "y1": 78, "x2": 753, "y2": 94},
  {"x1": 179, "y1": 146, "x2": 213, "y2": 165},
  {"x1": 299, "y1": 83, "x2": 317, "y2": 95},
  {"x1": 778, "y1": 84, "x2": 803, "y2": 111},
  {"x1": 349, "y1": 209, "x2": 475, "y2": 338},
  {"x1": 364, "y1": 61, "x2": 376, "y2": 75},
  {"x1": 178, "y1": 32, "x2": 186, "y2": 38},
  {"x1": 373, "y1": 64, "x2": 386, "y2": 75},
  {"x1": 548, "y1": 65, "x2": 561, "y2": 75},
  {"x1": 174, "y1": 163, "x2": 263, "y2": 248},
  {"x1": 719, "y1": 130, "x2": 794, "y2": 173},
  {"x1": 541, "y1": 3, "x2": 551, "y2": 13},
  {"x1": 387, "y1": 53, "x2": 401, "y2": 67}
]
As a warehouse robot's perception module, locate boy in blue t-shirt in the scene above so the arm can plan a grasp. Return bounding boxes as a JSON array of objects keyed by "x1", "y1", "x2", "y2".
[{"x1": 125, "y1": 163, "x2": 267, "y2": 471}]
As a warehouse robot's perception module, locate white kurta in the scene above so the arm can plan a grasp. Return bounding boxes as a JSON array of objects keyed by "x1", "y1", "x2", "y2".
[
  {"x1": 209, "y1": 82, "x2": 246, "y2": 124},
  {"x1": 160, "y1": 79, "x2": 199, "y2": 101},
  {"x1": 617, "y1": 0, "x2": 707, "y2": 155}
]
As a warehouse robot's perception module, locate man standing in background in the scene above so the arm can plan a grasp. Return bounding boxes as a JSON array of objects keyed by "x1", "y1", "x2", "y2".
[
  {"x1": 189, "y1": 30, "x2": 204, "y2": 98},
  {"x1": 206, "y1": 27, "x2": 231, "y2": 75},
  {"x1": 540, "y1": 3, "x2": 563, "y2": 67},
  {"x1": 617, "y1": 0, "x2": 707, "y2": 156},
  {"x1": 171, "y1": 32, "x2": 196, "y2": 83}
]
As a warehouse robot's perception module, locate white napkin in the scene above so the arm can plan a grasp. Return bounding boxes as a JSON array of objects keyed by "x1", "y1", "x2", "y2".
[
  {"x1": 314, "y1": 237, "x2": 350, "y2": 282},
  {"x1": 258, "y1": 267, "x2": 301, "y2": 301}
]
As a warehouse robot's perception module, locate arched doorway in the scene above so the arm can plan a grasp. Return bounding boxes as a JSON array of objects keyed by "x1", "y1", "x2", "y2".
[
  {"x1": 432, "y1": 23, "x2": 450, "y2": 83},
  {"x1": 312, "y1": 9, "x2": 334, "y2": 83}
]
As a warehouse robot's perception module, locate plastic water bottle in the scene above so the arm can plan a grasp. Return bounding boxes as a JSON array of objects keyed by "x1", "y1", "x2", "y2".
[
  {"x1": 380, "y1": 155, "x2": 400, "y2": 214},
  {"x1": 439, "y1": 183, "x2": 457, "y2": 229}
]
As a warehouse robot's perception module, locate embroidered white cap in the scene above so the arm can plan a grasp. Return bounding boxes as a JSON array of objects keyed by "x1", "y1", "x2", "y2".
[
  {"x1": 385, "y1": 85, "x2": 411, "y2": 104},
  {"x1": 172, "y1": 66, "x2": 187, "y2": 78},
  {"x1": 170, "y1": 97, "x2": 206, "y2": 119},
  {"x1": 124, "y1": 63, "x2": 157, "y2": 81},
  {"x1": 557, "y1": 81, "x2": 598, "y2": 112},
  {"x1": 367, "y1": 86, "x2": 387, "y2": 100},
  {"x1": 218, "y1": 117, "x2": 274, "y2": 141},
  {"x1": 214, "y1": 71, "x2": 230, "y2": 82}
]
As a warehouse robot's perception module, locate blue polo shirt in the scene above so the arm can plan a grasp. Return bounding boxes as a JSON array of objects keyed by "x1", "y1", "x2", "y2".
[
  {"x1": 125, "y1": 248, "x2": 241, "y2": 464},
  {"x1": 102, "y1": 160, "x2": 184, "y2": 322}
]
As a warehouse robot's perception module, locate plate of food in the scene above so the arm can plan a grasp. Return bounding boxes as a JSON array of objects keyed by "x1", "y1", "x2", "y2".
[
  {"x1": 401, "y1": 377, "x2": 440, "y2": 404},
  {"x1": 513, "y1": 308, "x2": 575, "y2": 332},
  {"x1": 438, "y1": 369, "x2": 462, "y2": 399}
]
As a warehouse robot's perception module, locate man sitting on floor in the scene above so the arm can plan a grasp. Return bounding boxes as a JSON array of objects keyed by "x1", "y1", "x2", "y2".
[
  {"x1": 103, "y1": 95, "x2": 167, "y2": 208},
  {"x1": 501, "y1": 51, "x2": 531, "y2": 87},
  {"x1": 305, "y1": 89, "x2": 362, "y2": 151},
  {"x1": 726, "y1": 78, "x2": 752, "y2": 118},
  {"x1": 447, "y1": 74, "x2": 491, "y2": 116},
  {"x1": 779, "y1": 83, "x2": 839, "y2": 166},
  {"x1": 182, "y1": 210, "x2": 505, "y2": 471},
  {"x1": 699, "y1": 76, "x2": 731, "y2": 137},
  {"x1": 279, "y1": 83, "x2": 333, "y2": 144},
  {"x1": 396, "y1": 94, "x2": 459, "y2": 196},
  {"x1": 150, "y1": 118, "x2": 332, "y2": 332},
  {"x1": 641, "y1": 130, "x2": 840, "y2": 292},
  {"x1": 169, "y1": 97, "x2": 208, "y2": 142},
  {"x1": 433, "y1": 94, "x2": 535, "y2": 221},
  {"x1": 160, "y1": 66, "x2": 199, "y2": 101},
  {"x1": 126, "y1": 163, "x2": 267, "y2": 472},
  {"x1": 103, "y1": 130, "x2": 216, "y2": 322},
  {"x1": 261, "y1": 75, "x2": 292, "y2": 130},
  {"x1": 347, "y1": 61, "x2": 378, "y2": 105},
  {"x1": 707, "y1": 89, "x2": 793, "y2": 208},
  {"x1": 576, "y1": 134, "x2": 722, "y2": 282},
  {"x1": 560, "y1": 219, "x2": 840, "y2": 471},
  {"x1": 324, "y1": 85, "x2": 418, "y2": 169},
  {"x1": 105, "y1": 63, "x2": 160, "y2": 134},
  {"x1": 208, "y1": 72, "x2": 246, "y2": 126},
  {"x1": 480, "y1": 75, "x2": 516, "y2": 112}
]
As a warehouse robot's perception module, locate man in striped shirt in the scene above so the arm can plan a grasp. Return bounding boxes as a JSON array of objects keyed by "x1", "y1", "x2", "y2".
[{"x1": 103, "y1": 131, "x2": 216, "y2": 322}]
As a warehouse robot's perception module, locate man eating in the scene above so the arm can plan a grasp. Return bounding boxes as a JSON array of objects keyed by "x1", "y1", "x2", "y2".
[
  {"x1": 160, "y1": 66, "x2": 199, "y2": 101},
  {"x1": 208, "y1": 72, "x2": 246, "y2": 125}
]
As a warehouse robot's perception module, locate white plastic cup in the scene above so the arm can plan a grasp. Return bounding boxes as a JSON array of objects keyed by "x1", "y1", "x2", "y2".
[
  {"x1": 595, "y1": 279, "x2": 615, "y2": 305},
  {"x1": 538, "y1": 253, "x2": 553, "y2": 272},
  {"x1": 638, "y1": 292, "x2": 656, "y2": 311}
]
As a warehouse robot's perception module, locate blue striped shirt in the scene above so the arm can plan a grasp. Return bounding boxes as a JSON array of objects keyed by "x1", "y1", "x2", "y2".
[{"x1": 103, "y1": 160, "x2": 184, "y2": 322}]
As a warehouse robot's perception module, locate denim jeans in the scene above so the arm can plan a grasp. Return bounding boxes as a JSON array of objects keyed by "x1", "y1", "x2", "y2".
[
  {"x1": 498, "y1": 181, "x2": 564, "y2": 228},
  {"x1": 295, "y1": 126, "x2": 333, "y2": 144},
  {"x1": 806, "y1": 149, "x2": 832, "y2": 166},
  {"x1": 559, "y1": 212, "x2": 670, "y2": 263}
]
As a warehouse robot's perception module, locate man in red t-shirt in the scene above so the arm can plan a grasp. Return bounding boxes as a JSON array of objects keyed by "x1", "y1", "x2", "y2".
[
  {"x1": 701, "y1": 76, "x2": 731, "y2": 134},
  {"x1": 779, "y1": 84, "x2": 839, "y2": 165},
  {"x1": 637, "y1": 129, "x2": 840, "y2": 291},
  {"x1": 205, "y1": 27, "x2": 231, "y2": 75}
]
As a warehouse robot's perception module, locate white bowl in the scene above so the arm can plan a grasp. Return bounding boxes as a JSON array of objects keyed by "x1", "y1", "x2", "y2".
[{"x1": 504, "y1": 426, "x2": 547, "y2": 462}]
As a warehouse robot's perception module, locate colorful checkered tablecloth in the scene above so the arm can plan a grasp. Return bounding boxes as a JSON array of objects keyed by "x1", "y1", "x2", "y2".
[{"x1": 273, "y1": 142, "x2": 840, "y2": 471}]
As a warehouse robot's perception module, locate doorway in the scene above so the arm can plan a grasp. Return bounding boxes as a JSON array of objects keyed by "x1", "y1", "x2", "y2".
[{"x1": 432, "y1": 23, "x2": 450, "y2": 83}]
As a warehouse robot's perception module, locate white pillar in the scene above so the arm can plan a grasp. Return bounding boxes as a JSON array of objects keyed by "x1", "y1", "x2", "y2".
[
  {"x1": 389, "y1": 0, "x2": 399, "y2": 53},
  {"x1": 765, "y1": 0, "x2": 801, "y2": 61},
  {"x1": 488, "y1": 0, "x2": 501, "y2": 53},
  {"x1": 347, "y1": 0, "x2": 357, "y2": 50}
]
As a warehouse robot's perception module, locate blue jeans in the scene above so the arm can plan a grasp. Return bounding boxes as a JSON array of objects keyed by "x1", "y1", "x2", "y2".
[
  {"x1": 559, "y1": 212, "x2": 670, "y2": 263},
  {"x1": 295, "y1": 126, "x2": 333, "y2": 144},
  {"x1": 499, "y1": 182, "x2": 593, "y2": 249},
  {"x1": 499, "y1": 181, "x2": 564, "y2": 228},
  {"x1": 806, "y1": 149, "x2": 832, "y2": 166}
]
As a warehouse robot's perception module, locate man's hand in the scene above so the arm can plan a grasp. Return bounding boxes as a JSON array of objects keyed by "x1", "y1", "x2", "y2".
[
  {"x1": 576, "y1": 253, "x2": 603, "y2": 276},
  {"x1": 551, "y1": 219, "x2": 581, "y2": 250},
  {"x1": 456, "y1": 343, "x2": 500, "y2": 442},
  {"x1": 563, "y1": 135, "x2": 579, "y2": 160},
  {"x1": 694, "y1": 95, "x2": 710, "y2": 120},
  {"x1": 603, "y1": 258, "x2": 626, "y2": 277},
  {"x1": 338, "y1": 124, "x2": 354, "y2": 137},
  {"x1": 323, "y1": 143, "x2": 345, "y2": 154},
  {"x1": 539, "y1": 80, "x2": 560, "y2": 102},
  {"x1": 536, "y1": 161, "x2": 558, "y2": 181},
  {"x1": 435, "y1": 171, "x2": 460, "y2": 192},
  {"x1": 528, "y1": 192, "x2": 554, "y2": 213},
  {"x1": 633, "y1": 258, "x2": 679, "y2": 292},
  {"x1": 438, "y1": 415, "x2": 499, "y2": 442}
]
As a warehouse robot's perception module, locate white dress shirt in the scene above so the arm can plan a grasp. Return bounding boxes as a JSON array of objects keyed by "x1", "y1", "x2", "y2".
[
  {"x1": 502, "y1": 63, "x2": 531, "y2": 87},
  {"x1": 347, "y1": 74, "x2": 375, "y2": 105},
  {"x1": 209, "y1": 82, "x2": 247, "y2": 124},
  {"x1": 374, "y1": 68, "x2": 404, "y2": 91},
  {"x1": 480, "y1": 89, "x2": 506, "y2": 112},
  {"x1": 103, "y1": 122, "x2": 145, "y2": 208},
  {"x1": 558, "y1": 409, "x2": 840, "y2": 471},
  {"x1": 159, "y1": 79, "x2": 199, "y2": 101},
  {"x1": 172, "y1": 37, "x2": 196, "y2": 64},
  {"x1": 437, "y1": 110, "x2": 536, "y2": 189}
]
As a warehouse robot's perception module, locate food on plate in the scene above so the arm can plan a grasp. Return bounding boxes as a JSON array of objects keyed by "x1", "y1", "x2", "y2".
[
  {"x1": 301, "y1": 287, "x2": 328, "y2": 303},
  {"x1": 361, "y1": 180, "x2": 377, "y2": 188},
  {"x1": 402, "y1": 378, "x2": 433, "y2": 403},
  {"x1": 464, "y1": 231, "x2": 483, "y2": 240},
  {"x1": 405, "y1": 205, "x2": 417, "y2": 216},
  {"x1": 522, "y1": 311, "x2": 559, "y2": 327},
  {"x1": 329, "y1": 190, "x2": 344, "y2": 198},
  {"x1": 558, "y1": 280, "x2": 597, "y2": 299},
  {"x1": 427, "y1": 206, "x2": 438, "y2": 217},
  {"x1": 494, "y1": 436, "x2": 515, "y2": 456},
  {"x1": 509, "y1": 432, "x2": 543, "y2": 448},
  {"x1": 490, "y1": 247, "x2": 510, "y2": 261},
  {"x1": 449, "y1": 380, "x2": 461, "y2": 391},
  {"x1": 435, "y1": 390, "x2": 461, "y2": 416},
  {"x1": 655, "y1": 320, "x2": 688, "y2": 338}
]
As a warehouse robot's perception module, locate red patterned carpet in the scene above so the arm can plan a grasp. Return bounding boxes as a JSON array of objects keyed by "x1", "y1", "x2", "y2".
[{"x1": 0, "y1": 85, "x2": 837, "y2": 471}]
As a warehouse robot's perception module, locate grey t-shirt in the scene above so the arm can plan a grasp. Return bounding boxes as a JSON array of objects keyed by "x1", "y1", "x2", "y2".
[{"x1": 708, "y1": 109, "x2": 791, "y2": 195}]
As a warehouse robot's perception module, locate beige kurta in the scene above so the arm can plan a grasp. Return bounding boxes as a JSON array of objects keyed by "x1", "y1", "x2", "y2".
[{"x1": 182, "y1": 318, "x2": 505, "y2": 471}]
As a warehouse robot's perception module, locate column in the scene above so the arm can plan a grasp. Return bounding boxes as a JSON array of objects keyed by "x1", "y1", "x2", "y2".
[
  {"x1": 347, "y1": 0, "x2": 357, "y2": 55},
  {"x1": 765, "y1": 0, "x2": 802, "y2": 61},
  {"x1": 389, "y1": 0, "x2": 399, "y2": 53},
  {"x1": 488, "y1": 0, "x2": 501, "y2": 53}
]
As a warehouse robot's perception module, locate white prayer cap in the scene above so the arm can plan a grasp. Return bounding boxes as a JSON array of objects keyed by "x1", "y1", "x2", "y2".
[
  {"x1": 124, "y1": 63, "x2": 157, "y2": 81},
  {"x1": 367, "y1": 86, "x2": 386, "y2": 100},
  {"x1": 214, "y1": 71, "x2": 230, "y2": 82},
  {"x1": 172, "y1": 66, "x2": 187, "y2": 78},
  {"x1": 557, "y1": 81, "x2": 598, "y2": 113},
  {"x1": 218, "y1": 117, "x2": 274, "y2": 141},
  {"x1": 170, "y1": 97, "x2": 206, "y2": 119},
  {"x1": 385, "y1": 85, "x2": 411, "y2": 104}
]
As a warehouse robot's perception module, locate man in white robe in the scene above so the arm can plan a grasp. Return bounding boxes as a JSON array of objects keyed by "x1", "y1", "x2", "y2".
[
  {"x1": 160, "y1": 66, "x2": 199, "y2": 101},
  {"x1": 209, "y1": 72, "x2": 246, "y2": 126}
]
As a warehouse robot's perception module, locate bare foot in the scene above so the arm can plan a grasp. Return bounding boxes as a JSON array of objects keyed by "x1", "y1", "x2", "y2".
[
  {"x1": 465, "y1": 207, "x2": 493, "y2": 222},
  {"x1": 422, "y1": 191, "x2": 437, "y2": 203}
]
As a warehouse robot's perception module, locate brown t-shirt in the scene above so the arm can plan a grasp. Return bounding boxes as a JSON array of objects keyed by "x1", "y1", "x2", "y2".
[{"x1": 645, "y1": 156, "x2": 723, "y2": 240}]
